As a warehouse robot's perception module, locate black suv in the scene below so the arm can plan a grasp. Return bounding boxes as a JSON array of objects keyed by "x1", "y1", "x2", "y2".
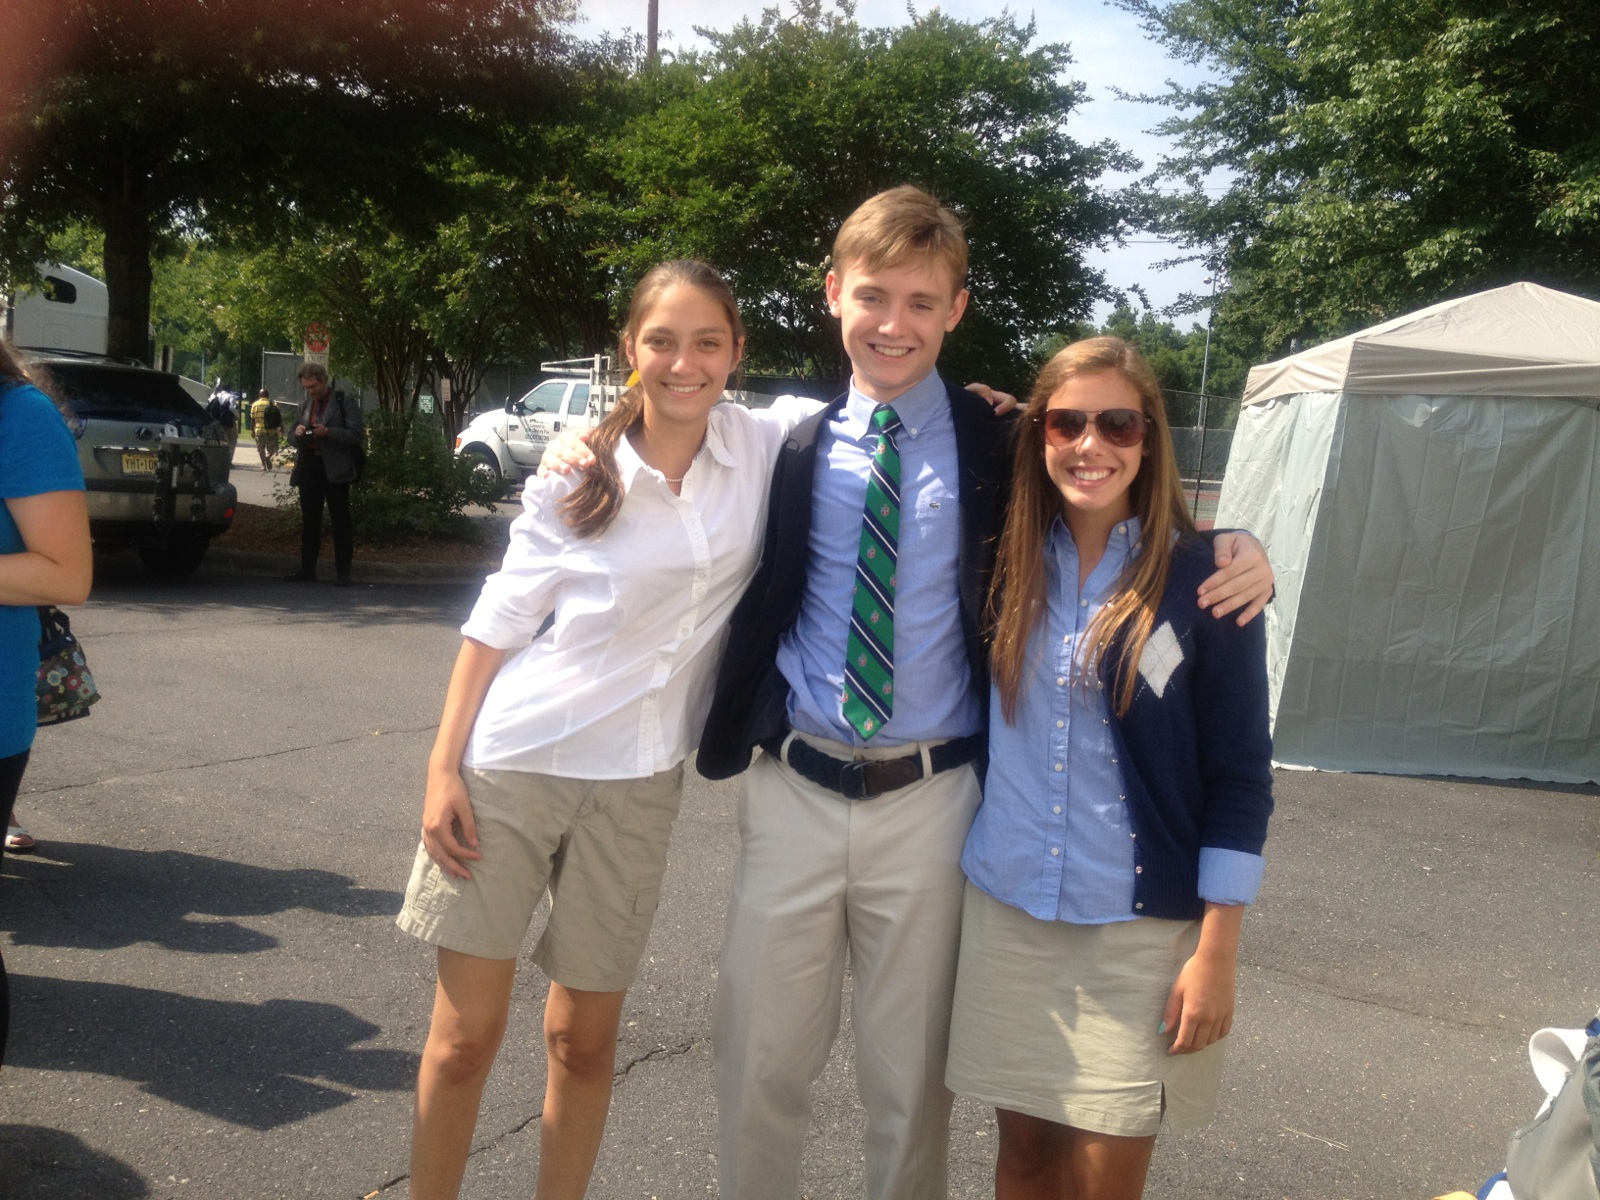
[{"x1": 25, "y1": 351, "x2": 238, "y2": 577}]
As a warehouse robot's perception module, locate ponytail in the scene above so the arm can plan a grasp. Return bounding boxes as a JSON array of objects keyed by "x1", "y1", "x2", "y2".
[{"x1": 557, "y1": 385, "x2": 646, "y2": 538}]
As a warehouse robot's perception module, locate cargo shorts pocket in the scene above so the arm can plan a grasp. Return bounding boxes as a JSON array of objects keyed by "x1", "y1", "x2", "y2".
[{"x1": 403, "y1": 844, "x2": 464, "y2": 917}]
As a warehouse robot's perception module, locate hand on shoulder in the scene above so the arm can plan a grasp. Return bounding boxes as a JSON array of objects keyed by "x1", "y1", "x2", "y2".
[
  {"x1": 964, "y1": 382, "x2": 1020, "y2": 415},
  {"x1": 1197, "y1": 531, "x2": 1274, "y2": 625},
  {"x1": 538, "y1": 427, "x2": 597, "y2": 477}
]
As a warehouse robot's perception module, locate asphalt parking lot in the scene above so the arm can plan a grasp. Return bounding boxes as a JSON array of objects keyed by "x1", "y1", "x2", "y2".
[{"x1": 2, "y1": 559, "x2": 1596, "y2": 1199}]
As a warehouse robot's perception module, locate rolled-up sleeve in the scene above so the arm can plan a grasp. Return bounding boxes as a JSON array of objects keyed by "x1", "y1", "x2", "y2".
[
  {"x1": 1198, "y1": 846, "x2": 1265, "y2": 905},
  {"x1": 460, "y1": 482, "x2": 572, "y2": 650}
]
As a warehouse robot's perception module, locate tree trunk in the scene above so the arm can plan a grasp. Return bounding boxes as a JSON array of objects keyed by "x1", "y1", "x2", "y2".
[
  {"x1": 101, "y1": 160, "x2": 154, "y2": 365},
  {"x1": 431, "y1": 355, "x2": 477, "y2": 444}
]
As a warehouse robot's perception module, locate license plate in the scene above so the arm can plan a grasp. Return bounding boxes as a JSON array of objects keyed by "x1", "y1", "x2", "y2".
[{"x1": 121, "y1": 452, "x2": 157, "y2": 477}]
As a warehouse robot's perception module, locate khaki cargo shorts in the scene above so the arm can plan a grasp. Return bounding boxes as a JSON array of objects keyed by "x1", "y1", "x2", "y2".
[{"x1": 396, "y1": 764, "x2": 684, "y2": 991}]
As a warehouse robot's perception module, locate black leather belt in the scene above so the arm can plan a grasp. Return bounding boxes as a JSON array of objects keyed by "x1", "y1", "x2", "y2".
[{"x1": 763, "y1": 732, "x2": 983, "y2": 801}]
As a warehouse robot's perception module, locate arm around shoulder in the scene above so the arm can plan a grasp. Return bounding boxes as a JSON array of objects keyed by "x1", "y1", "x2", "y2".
[
  {"x1": 757, "y1": 393, "x2": 828, "y2": 432},
  {"x1": 1198, "y1": 528, "x2": 1274, "y2": 624}
]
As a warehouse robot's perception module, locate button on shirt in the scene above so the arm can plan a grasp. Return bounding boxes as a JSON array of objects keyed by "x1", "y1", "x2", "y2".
[
  {"x1": 962, "y1": 517, "x2": 1264, "y2": 923},
  {"x1": 777, "y1": 370, "x2": 982, "y2": 746},
  {"x1": 462, "y1": 398, "x2": 819, "y2": 779}
]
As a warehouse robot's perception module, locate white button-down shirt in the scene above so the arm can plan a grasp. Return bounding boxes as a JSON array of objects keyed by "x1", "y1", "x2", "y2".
[{"x1": 462, "y1": 397, "x2": 819, "y2": 778}]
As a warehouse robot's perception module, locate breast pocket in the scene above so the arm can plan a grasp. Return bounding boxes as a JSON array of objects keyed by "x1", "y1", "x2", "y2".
[{"x1": 909, "y1": 477, "x2": 959, "y2": 548}]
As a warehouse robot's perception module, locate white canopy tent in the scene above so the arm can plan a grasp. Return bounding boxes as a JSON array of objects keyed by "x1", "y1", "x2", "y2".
[{"x1": 1217, "y1": 283, "x2": 1600, "y2": 784}]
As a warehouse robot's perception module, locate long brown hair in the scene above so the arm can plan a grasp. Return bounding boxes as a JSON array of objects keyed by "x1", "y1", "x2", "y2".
[
  {"x1": 0, "y1": 338, "x2": 35, "y2": 387},
  {"x1": 989, "y1": 336, "x2": 1196, "y2": 720},
  {"x1": 559, "y1": 260, "x2": 746, "y2": 538}
]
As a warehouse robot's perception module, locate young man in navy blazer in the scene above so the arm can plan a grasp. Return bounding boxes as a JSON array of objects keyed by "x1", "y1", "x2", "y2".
[{"x1": 697, "y1": 185, "x2": 1274, "y2": 1199}]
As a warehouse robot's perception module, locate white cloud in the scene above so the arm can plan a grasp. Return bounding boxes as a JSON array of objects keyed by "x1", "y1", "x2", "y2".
[{"x1": 566, "y1": 0, "x2": 1220, "y2": 320}]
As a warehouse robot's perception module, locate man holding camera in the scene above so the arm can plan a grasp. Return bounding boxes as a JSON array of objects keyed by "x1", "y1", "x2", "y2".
[{"x1": 286, "y1": 363, "x2": 363, "y2": 586}]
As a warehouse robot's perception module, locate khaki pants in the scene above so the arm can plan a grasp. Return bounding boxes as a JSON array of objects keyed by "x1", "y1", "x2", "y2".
[{"x1": 714, "y1": 735, "x2": 983, "y2": 1200}]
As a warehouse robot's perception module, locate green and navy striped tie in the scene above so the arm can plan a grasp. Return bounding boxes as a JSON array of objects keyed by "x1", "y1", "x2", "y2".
[{"x1": 843, "y1": 405, "x2": 903, "y2": 740}]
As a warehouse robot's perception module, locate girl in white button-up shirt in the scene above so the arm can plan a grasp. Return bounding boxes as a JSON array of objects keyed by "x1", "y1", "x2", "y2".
[{"x1": 400, "y1": 261, "x2": 819, "y2": 1199}]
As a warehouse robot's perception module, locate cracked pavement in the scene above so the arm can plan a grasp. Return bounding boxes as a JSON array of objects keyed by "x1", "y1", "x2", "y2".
[{"x1": 2, "y1": 557, "x2": 1597, "y2": 1199}]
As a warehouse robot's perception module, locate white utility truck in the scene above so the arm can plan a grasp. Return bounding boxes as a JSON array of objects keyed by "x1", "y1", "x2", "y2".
[{"x1": 454, "y1": 355, "x2": 629, "y2": 492}]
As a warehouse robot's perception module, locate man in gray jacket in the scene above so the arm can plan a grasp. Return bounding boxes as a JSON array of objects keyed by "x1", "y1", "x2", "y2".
[{"x1": 287, "y1": 362, "x2": 363, "y2": 585}]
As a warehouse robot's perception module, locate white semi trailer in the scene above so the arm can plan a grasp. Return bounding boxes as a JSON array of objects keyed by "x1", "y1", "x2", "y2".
[{"x1": 4, "y1": 263, "x2": 110, "y2": 354}]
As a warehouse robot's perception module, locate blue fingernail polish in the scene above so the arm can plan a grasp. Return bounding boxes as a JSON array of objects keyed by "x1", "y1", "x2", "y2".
[{"x1": 1157, "y1": 1021, "x2": 1166, "y2": 1035}]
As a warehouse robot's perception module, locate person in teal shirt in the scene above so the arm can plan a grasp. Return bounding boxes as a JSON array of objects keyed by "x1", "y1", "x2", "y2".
[
  {"x1": 0, "y1": 341, "x2": 91, "y2": 848},
  {"x1": 0, "y1": 337, "x2": 92, "y2": 1066}
]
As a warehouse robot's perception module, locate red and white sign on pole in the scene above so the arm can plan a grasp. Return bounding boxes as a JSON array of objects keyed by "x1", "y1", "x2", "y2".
[{"x1": 303, "y1": 321, "x2": 331, "y2": 368}]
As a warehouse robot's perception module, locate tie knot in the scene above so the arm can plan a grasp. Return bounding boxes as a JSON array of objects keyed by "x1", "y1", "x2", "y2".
[{"x1": 871, "y1": 405, "x2": 903, "y2": 438}]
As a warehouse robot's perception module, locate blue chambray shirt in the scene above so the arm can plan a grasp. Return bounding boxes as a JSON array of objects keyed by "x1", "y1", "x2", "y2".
[
  {"x1": 963, "y1": 516, "x2": 1264, "y2": 922},
  {"x1": 777, "y1": 370, "x2": 983, "y2": 747}
]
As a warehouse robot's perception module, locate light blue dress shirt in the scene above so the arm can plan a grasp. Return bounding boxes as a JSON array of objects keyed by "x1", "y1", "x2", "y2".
[
  {"x1": 777, "y1": 370, "x2": 983, "y2": 747},
  {"x1": 963, "y1": 517, "x2": 1264, "y2": 923}
]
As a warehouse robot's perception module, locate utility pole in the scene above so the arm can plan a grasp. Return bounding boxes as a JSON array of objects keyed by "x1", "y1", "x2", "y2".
[
  {"x1": 1193, "y1": 274, "x2": 1218, "y2": 521},
  {"x1": 647, "y1": 0, "x2": 659, "y2": 62}
]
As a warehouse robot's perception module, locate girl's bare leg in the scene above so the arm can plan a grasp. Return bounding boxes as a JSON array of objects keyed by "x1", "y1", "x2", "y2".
[
  {"x1": 535, "y1": 982, "x2": 627, "y2": 1200},
  {"x1": 410, "y1": 949, "x2": 517, "y2": 1199},
  {"x1": 995, "y1": 1108, "x2": 1158, "y2": 1200}
]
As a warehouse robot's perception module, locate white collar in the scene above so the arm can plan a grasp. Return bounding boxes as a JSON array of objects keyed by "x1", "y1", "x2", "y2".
[
  {"x1": 614, "y1": 403, "x2": 739, "y2": 488},
  {"x1": 841, "y1": 370, "x2": 946, "y2": 441}
]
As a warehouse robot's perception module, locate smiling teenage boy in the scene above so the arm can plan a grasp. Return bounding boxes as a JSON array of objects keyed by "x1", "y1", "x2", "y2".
[{"x1": 696, "y1": 185, "x2": 1274, "y2": 1200}]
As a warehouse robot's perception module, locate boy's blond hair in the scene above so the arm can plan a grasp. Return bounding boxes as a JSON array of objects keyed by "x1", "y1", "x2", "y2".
[{"x1": 832, "y1": 185, "x2": 968, "y2": 290}]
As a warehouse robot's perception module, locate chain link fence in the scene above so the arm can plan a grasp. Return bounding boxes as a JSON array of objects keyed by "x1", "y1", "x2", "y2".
[{"x1": 1165, "y1": 390, "x2": 1241, "y2": 528}]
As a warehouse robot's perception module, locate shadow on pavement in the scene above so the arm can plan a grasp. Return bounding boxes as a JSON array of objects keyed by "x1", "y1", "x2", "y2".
[
  {"x1": 6, "y1": 976, "x2": 418, "y2": 1129},
  {"x1": 0, "y1": 1124, "x2": 148, "y2": 1199},
  {"x1": 86, "y1": 551, "x2": 485, "y2": 626},
  {"x1": 2, "y1": 842, "x2": 401, "y2": 953}
]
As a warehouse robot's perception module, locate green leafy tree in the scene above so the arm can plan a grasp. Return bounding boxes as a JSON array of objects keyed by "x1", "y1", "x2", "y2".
[
  {"x1": 423, "y1": 39, "x2": 651, "y2": 438},
  {"x1": 606, "y1": 2, "x2": 1133, "y2": 390},
  {"x1": 1121, "y1": 0, "x2": 1600, "y2": 360},
  {"x1": 1035, "y1": 305, "x2": 1249, "y2": 399},
  {"x1": 2, "y1": 0, "x2": 566, "y2": 362},
  {"x1": 492, "y1": 37, "x2": 650, "y2": 361},
  {"x1": 146, "y1": 241, "x2": 287, "y2": 386},
  {"x1": 260, "y1": 215, "x2": 436, "y2": 415},
  {"x1": 36, "y1": 226, "x2": 276, "y2": 386}
]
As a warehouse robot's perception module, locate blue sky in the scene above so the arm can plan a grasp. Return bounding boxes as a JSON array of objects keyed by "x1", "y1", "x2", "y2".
[{"x1": 566, "y1": 0, "x2": 1220, "y2": 326}]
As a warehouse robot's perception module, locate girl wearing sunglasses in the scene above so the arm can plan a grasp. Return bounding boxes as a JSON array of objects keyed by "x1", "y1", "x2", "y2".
[{"x1": 946, "y1": 336, "x2": 1274, "y2": 1199}]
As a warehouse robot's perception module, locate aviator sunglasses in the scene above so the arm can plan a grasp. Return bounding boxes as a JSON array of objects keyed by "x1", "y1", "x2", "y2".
[{"x1": 1037, "y1": 407, "x2": 1148, "y2": 449}]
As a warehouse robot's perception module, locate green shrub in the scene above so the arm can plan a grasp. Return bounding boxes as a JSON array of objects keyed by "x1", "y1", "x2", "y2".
[{"x1": 352, "y1": 410, "x2": 503, "y2": 545}]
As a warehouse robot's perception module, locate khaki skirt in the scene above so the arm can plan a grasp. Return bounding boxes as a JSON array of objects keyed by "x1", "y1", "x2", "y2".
[{"x1": 946, "y1": 882, "x2": 1226, "y2": 1137}]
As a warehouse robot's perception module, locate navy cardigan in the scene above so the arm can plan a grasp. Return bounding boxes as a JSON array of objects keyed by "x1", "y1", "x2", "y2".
[{"x1": 1099, "y1": 533, "x2": 1274, "y2": 921}]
